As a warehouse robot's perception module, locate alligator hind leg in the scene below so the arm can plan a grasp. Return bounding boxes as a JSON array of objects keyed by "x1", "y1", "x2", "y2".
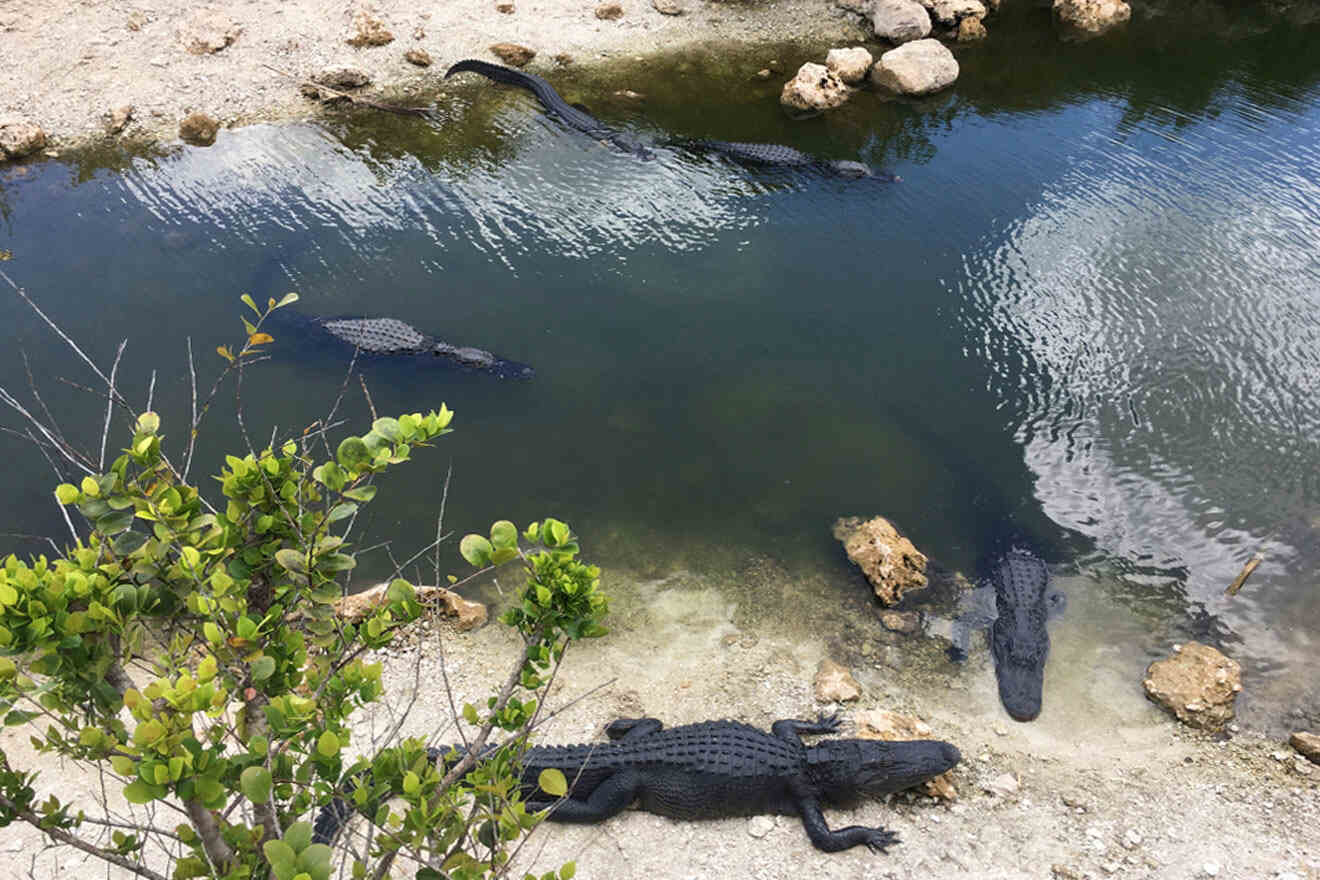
[
  {"x1": 528, "y1": 770, "x2": 643, "y2": 823},
  {"x1": 604, "y1": 717, "x2": 663, "y2": 741},
  {"x1": 796, "y1": 796, "x2": 900, "y2": 854},
  {"x1": 771, "y1": 712, "x2": 842, "y2": 745}
]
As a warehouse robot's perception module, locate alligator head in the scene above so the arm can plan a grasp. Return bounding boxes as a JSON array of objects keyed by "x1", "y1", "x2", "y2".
[
  {"x1": 808, "y1": 738, "x2": 961, "y2": 802},
  {"x1": 824, "y1": 159, "x2": 873, "y2": 178}
]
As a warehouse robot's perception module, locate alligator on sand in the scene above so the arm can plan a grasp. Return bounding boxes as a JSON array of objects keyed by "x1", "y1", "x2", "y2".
[{"x1": 313, "y1": 713, "x2": 960, "y2": 854}]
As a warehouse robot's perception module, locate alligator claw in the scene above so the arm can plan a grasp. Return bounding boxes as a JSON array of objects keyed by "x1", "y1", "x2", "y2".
[
  {"x1": 865, "y1": 829, "x2": 900, "y2": 853},
  {"x1": 816, "y1": 710, "x2": 843, "y2": 733}
]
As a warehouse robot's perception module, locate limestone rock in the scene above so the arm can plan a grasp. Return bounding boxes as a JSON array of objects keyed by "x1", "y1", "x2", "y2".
[
  {"x1": 881, "y1": 610, "x2": 920, "y2": 633},
  {"x1": 920, "y1": 0, "x2": 986, "y2": 27},
  {"x1": 1143, "y1": 642, "x2": 1242, "y2": 732},
  {"x1": 826, "y1": 47, "x2": 874, "y2": 84},
  {"x1": 335, "y1": 582, "x2": 487, "y2": 631},
  {"x1": 653, "y1": 0, "x2": 684, "y2": 13},
  {"x1": 106, "y1": 104, "x2": 133, "y2": 134},
  {"x1": 867, "y1": 0, "x2": 932, "y2": 43},
  {"x1": 0, "y1": 121, "x2": 47, "y2": 159},
  {"x1": 596, "y1": 2, "x2": 625, "y2": 20},
  {"x1": 833, "y1": 516, "x2": 929, "y2": 605},
  {"x1": 347, "y1": 6, "x2": 394, "y2": 47},
  {"x1": 314, "y1": 66, "x2": 372, "y2": 89},
  {"x1": 957, "y1": 15, "x2": 988, "y2": 40},
  {"x1": 814, "y1": 658, "x2": 862, "y2": 703},
  {"x1": 490, "y1": 42, "x2": 535, "y2": 66},
  {"x1": 178, "y1": 10, "x2": 241, "y2": 55},
  {"x1": 1290, "y1": 731, "x2": 1320, "y2": 765},
  {"x1": 178, "y1": 113, "x2": 219, "y2": 146},
  {"x1": 404, "y1": 48, "x2": 432, "y2": 67},
  {"x1": 854, "y1": 709, "x2": 957, "y2": 799},
  {"x1": 780, "y1": 62, "x2": 852, "y2": 114},
  {"x1": 1052, "y1": 0, "x2": 1131, "y2": 40},
  {"x1": 870, "y1": 39, "x2": 959, "y2": 97},
  {"x1": 983, "y1": 771, "x2": 1019, "y2": 797}
]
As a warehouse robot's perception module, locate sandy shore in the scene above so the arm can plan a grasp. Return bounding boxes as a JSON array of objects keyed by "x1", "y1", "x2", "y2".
[{"x1": 1, "y1": 0, "x2": 866, "y2": 150}]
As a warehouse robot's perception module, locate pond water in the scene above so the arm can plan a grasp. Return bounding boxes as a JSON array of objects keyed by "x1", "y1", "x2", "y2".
[{"x1": 2, "y1": 8, "x2": 1318, "y2": 730}]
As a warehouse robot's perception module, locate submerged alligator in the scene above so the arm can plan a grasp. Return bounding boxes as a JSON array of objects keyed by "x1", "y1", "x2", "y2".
[
  {"x1": 445, "y1": 59, "x2": 654, "y2": 157},
  {"x1": 950, "y1": 547, "x2": 1062, "y2": 722},
  {"x1": 312, "y1": 714, "x2": 960, "y2": 853},
  {"x1": 292, "y1": 314, "x2": 534, "y2": 379},
  {"x1": 669, "y1": 139, "x2": 893, "y2": 180},
  {"x1": 444, "y1": 59, "x2": 888, "y2": 177}
]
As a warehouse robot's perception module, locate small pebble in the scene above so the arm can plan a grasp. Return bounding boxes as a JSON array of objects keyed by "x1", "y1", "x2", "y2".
[
  {"x1": 1203, "y1": 863, "x2": 1220, "y2": 877},
  {"x1": 1122, "y1": 829, "x2": 1143, "y2": 849}
]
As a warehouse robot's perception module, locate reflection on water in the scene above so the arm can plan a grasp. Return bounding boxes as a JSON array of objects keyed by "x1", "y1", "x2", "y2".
[{"x1": 2, "y1": 12, "x2": 1320, "y2": 730}]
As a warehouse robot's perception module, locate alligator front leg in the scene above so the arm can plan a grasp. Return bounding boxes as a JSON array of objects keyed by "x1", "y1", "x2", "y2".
[
  {"x1": 795, "y1": 796, "x2": 900, "y2": 854},
  {"x1": 771, "y1": 712, "x2": 842, "y2": 745},
  {"x1": 527, "y1": 770, "x2": 643, "y2": 823}
]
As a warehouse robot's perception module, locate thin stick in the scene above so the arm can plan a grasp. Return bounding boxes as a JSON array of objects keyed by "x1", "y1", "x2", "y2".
[
  {"x1": 184, "y1": 337, "x2": 199, "y2": 480},
  {"x1": 99, "y1": 339, "x2": 127, "y2": 470},
  {"x1": 145, "y1": 369, "x2": 156, "y2": 412},
  {"x1": 358, "y1": 374, "x2": 377, "y2": 422},
  {"x1": 1224, "y1": 552, "x2": 1265, "y2": 596}
]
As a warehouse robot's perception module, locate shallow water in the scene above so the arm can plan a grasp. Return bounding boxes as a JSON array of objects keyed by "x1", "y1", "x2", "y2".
[{"x1": 1, "y1": 10, "x2": 1319, "y2": 731}]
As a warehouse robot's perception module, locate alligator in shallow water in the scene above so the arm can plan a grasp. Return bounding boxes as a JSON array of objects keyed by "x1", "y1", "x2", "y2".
[
  {"x1": 295, "y1": 314, "x2": 534, "y2": 379},
  {"x1": 312, "y1": 714, "x2": 960, "y2": 853},
  {"x1": 670, "y1": 139, "x2": 895, "y2": 180},
  {"x1": 445, "y1": 59, "x2": 654, "y2": 157},
  {"x1": 950, "y1": 547, "x2": 1062, "y2": 722}
]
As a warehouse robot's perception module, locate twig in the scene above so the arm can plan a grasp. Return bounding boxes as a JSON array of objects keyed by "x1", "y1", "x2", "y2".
[
  {"x1": 358, "y1": 374, "x2": 377, "y2": 422},
  {"x1": 25, "y1": 427, "x2": 80, "y2": 545},
  {"x1": 0, "y1": 790, "x2": 169, "y2": 880},
  {"x1": 1224, "y1": 552, "x2": 1265, "y2": 596},
  {"x1": 260, "y1": 62, "x2": 435, "y2": 118},
  {"x1": 99, "y1": 339, "x2": 127, "y2": 471},
  {"x1": 145, "y1": 369, "x2": 156, "y2": 412},
  {"x1": 184, "y1": 337, "x2": 199, "y2": 481}
]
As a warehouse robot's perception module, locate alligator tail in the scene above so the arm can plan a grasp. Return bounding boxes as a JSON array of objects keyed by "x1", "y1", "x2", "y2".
[{"x1": 445, "y1": 60, "x2": 563, "y2": 114}]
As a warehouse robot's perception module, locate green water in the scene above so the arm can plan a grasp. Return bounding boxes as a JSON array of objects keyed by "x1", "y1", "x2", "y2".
[{"x1": 2, "y1": 7, "x2": 1319, "y2": 729}]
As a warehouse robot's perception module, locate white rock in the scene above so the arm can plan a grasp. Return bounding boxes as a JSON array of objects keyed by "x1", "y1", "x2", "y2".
[
  {"x1": 1052, "y1": 0, "x2": 1131, "y2": 40},
  {"x1": 921, "y1": 0, "x2": 985, "y2": 26},
  {"x1": 746, "y1": 815, "x2": 774, "y2": 838},
  {"x1": 780, "y1": 62, "x2": 852, "y2": 113},
  {"x1": 870, "y1": 39, "x2": 959, "y2": 96},
  {"x1": 867, "y1": 0, "x2": 932, "y2": 43},
  {"x1": 825, "y1": 46, "x2": 873, "y2": 84},
  {"x1": 1203, "y1": 864, "x2": 1220, "y2": 878},
  {"x1": 983, "y1": 772, "x2": 1019, "y2": 797}
]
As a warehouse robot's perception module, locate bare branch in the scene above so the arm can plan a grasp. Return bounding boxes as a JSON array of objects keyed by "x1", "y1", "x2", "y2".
[
  {"x1": 0, "y1": 790, "x2": 170, "y2": 880},
  {"x1": 184, "y1": 337, "x2": 199, "y2": 481},
  {"x1": 358, "y1": 374, "x2": 377, "y2": 423},
  {"x1": 100, "y1": 339, "x2": 127, "y2": 471},
  {"x1": 145, "y1": 369, "x2": 157, "y2": 412}
]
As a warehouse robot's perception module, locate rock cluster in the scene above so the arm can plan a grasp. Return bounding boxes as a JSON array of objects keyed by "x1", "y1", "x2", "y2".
[
  {"x1": 863, "y1": 0, "x2": 990, "y2": 44},
  {"x1": 854, "y1": 709, "x2": 958, "y2": 799},
  {"x1": 1142, "y1": 642, "x2": 1242, "y2": 731},
  {"x1": 178, "y1": 113, "x2": 219, "y2": 146},
  {"x1": 334, "y1": 581, "x2": 488, "y2": 631},
  {"x1": 833, "y1": 516, "x2": 929, "y2": 605}
]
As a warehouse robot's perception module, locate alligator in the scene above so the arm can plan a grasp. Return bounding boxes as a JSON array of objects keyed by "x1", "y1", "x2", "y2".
[
  {"x1": 312, "y1": 713, "x2": 960, "y2": 853},
  {"x1": 949, "y1": 547, "x2": 1062, "y2": 722},
  {"x1": 445, "y1": 59, "x2": 655, "y2": 158},
  {"x1": 669, "y1": 139, "x2": 896, "y2": 180},
  {"x1": 292, "y1": 314, "x2": 534, "y2": 379}
]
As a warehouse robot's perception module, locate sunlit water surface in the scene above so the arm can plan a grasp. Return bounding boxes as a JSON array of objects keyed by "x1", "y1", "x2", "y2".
[{"x1": 2, "y1": 10, "x2": 1319, "y2": 731}]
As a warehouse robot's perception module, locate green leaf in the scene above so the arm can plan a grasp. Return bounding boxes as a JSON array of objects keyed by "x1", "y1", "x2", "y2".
[
  {"x1": 342, "y1": 485, "x2": 376, "y2": 503},
  {"x1": 241, "y1": 293, "x2": 259, "y2": 315},
  {"x1": 276, "y1": 291, "x2": 300, "y2": 309},
  {"x1": 402, "y1": 770, "x2": 420, "y2": 795},
  {"x1": 275, "y1": 549, "x2": 308, "y2": 573},
  {"x1": 251, "y1": 655, "x2": 276, "y2": 681},
  {"x1": 203, "y1": 622, "x2": 222, "y2": 644},
  {"x1": 96, "y1": 509, "x2": 135, "y2": 535},
  {"x1": 263, "y1": 840, "x2": 297, "y2": 880},
  {"x1": 296, "y1": 843, "x2": 332, "y2": 879},
  {"x1": 336, "y1": 437, "x2": 371, "y2": 470},
  {"x1": 0, "y1": 582, "x2": 16, "y2": 607},
  {"x1": 316, "y1": 730, "x2": 340, "y2": 758},
  {"x1": 136, "y1": 411, "x2": 161, "y2": 435},
  {"x1": 490, "y1": 520, "x2": 518, "y2": 550},
  {"x1": 326, "y1": 502, "x2": 358, "y2": 523},
  {"x1": 284, "y1": 821, "x2": 313, "y2": 853},
  {"x1": 54, "y1": 483, "x2": 80, "y2": 505},
  {"x1": 112, "y1": 531, "x2": 149, "y2": 555},
  {"x1": 562, "y1": 863, "x2": 576, "y2": 880},
  {"x1": 122, "y1": 781, "x2": 159, "y2": 805},
  {"x1": 4, "y1": 709, "x2": 39, "y2": 726},
  {"x1": 459, "y1": 534, "x2": 493, "y2": 567},
  {"x1": 241, "y1": 766, "x2": 273, "y2": 804},
  {"x1": 537, "y1": 768, "x2": 567, "y2": 798},
  {"x1": 371, "y1": 417, "x2": 401, "y2": 441},
  {"x1": 385, "y1": 579, "x2": 413, "y2": 603}
]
